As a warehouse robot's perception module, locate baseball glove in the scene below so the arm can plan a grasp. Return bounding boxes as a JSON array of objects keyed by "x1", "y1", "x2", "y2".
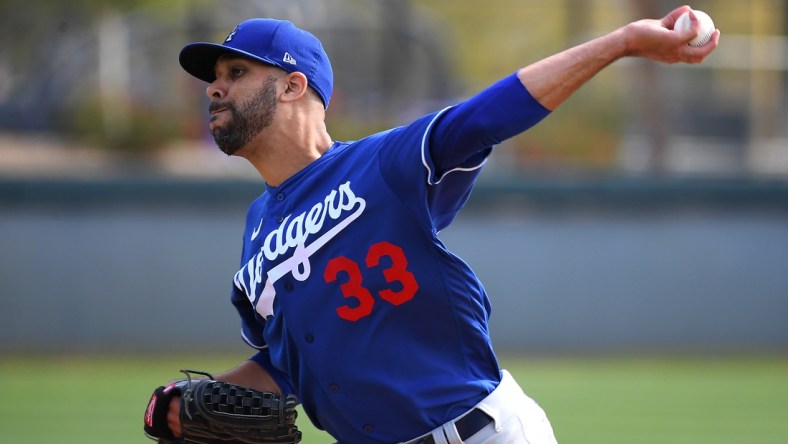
[{"x1": 144, "y1": 370, "x2": 302, "y2": 444}]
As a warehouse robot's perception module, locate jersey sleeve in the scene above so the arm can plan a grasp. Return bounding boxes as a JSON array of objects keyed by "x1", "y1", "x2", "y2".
[
  {"x1": 427, "y1": 73, "x2": 551, "y2": 228},
  {"x1": 233, "y1": 290, "x2": 267, "y2": 348},
  {"x1": 428, "y1": 72, "x2": 551, "y2": 177},
  {"x1": 375, "y1": 74, "x2": 550, "y2": 231},
  {"x1": 231, "y1": 195, "x2": 270, "y2": 350}
]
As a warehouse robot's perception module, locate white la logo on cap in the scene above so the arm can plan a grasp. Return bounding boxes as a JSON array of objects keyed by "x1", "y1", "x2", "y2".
[
  {"x1": 225, "y1": 27, "x2": 238, "y2": 42},
  {"x1": 283, "y1": 52, "x2": 297, "y2": 65}
]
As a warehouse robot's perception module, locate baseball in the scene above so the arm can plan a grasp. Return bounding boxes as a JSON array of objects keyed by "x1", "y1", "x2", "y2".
[{"x1": 674, "y1": 10, "x2": 715, "y2": 47}]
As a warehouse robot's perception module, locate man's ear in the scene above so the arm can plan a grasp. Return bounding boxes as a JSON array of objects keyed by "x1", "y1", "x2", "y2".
[{"x1": 281, "y1": 72, "x2": 308, "y2": 104}]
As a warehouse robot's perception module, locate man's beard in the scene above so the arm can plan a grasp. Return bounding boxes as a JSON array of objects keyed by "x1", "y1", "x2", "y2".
[{"x1": 209, "y1": 76, "x2": 278, "y2": 156}]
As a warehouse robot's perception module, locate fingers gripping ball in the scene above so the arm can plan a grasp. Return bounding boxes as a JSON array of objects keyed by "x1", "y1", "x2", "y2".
[
  {"x1": 145, "y1": 370, "x2": 302, "y2": 444},
  {"x1": 674, "y1": 10, "x2": 715, "y2": 47}
]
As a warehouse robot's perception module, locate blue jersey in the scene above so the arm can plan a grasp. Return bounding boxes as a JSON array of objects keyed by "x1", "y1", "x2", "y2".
[{"x1": 230, "y1": 73, "x2": 549, "y2": 443}]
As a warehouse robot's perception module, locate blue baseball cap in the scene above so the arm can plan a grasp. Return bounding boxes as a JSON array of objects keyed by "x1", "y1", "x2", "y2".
[{"x1": 179, "y1": 18, "x2": 333, "y2": 109}]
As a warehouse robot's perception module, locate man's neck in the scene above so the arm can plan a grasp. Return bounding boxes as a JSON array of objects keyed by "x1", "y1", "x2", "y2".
[{"x1": 241, "y1": 127, "x2": 332, "y2": 187}]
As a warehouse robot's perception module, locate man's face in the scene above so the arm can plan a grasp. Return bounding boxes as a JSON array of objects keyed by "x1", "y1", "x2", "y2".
[{"x1": 207, "y1": 57, "x2": 279, "y2": 156}]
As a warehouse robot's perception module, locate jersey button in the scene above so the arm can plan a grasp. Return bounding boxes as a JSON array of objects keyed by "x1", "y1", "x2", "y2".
[
  {"x1": 276, "y1": 216, "x2": 284, "y2": 223},
  {"x1": 363, "y1": 424, "x2": 373, "y2": 433},
  {"x1": 276, "y1": 193, "x2": 285, "y2": 202},
  {"x1": 329, "y1": 384, "x2": 339, "y2": 393},
  {"x1": 284, "y1": 282, "x2": 294, "y2": 292},
  {"x1": 305, "y1": 334, "x2": 314, "y2": 343}
]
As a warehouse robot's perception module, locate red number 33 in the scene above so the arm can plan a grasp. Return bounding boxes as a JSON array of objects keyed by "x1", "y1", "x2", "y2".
[{"x1": 323, "y1": 241, "x2": 419, "y2": 321}]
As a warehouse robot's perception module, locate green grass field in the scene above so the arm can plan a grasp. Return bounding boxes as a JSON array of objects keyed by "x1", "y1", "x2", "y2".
[{"x1": 1, "y1": 353, "x2": 786, "y2": 443}]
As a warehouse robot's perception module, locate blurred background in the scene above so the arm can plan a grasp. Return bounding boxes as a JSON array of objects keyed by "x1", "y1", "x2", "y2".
[
  {"x1": 0, "y1": 0, "x2": 787, "y2": 442},
  {"x1": 2, "y1": 0, "x2": 786, "y2": 354}
]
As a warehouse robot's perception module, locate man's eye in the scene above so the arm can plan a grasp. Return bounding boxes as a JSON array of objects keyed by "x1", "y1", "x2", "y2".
[{"x1": 230, "y1": 67, "x2": 244, "y2": 77}]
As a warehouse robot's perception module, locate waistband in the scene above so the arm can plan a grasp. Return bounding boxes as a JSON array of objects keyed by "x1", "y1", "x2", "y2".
[{"x1": 401, "y1": 370, "x2": 518, "y2": 444}]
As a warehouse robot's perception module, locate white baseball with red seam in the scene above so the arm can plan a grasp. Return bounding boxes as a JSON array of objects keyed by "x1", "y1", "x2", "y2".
[{"x1": 674, "y1": 10, "x2": 715, "y2": 47}]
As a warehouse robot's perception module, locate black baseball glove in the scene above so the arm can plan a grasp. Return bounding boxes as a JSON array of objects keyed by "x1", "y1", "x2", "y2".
[{"x1": 144, "y1": 370, "x2": 302, "y2": 444}]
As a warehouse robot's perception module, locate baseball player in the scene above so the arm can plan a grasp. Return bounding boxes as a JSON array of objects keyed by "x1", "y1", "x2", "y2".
[{"x1": 144, "y1": 6, "x2": 719, "y2": 444}]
